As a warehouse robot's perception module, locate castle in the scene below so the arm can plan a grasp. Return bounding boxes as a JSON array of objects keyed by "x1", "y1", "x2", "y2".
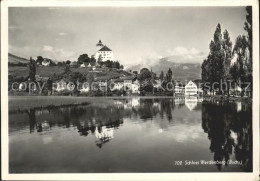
[{"x1": 94, "y1": 40, "x2": 114, "y2": 61}]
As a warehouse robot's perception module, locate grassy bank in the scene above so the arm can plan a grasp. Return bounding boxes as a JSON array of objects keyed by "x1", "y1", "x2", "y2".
[
  {"x1": 8, "y1": 96, "x2": 117, "y2": 111},
  {"x1": 8, "y1": 95, "x2": 178, "y2": 111},
  {"x1": 202, "y1": 95, "x2": 252, "y2": 104},
  {"x1": 9, "y1": 94, "x2": 252, "y2": 111}
]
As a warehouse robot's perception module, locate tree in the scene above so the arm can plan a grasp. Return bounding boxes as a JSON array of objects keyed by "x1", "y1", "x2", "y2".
[
  {"x1": 64, "y1": 64, "x2": 71, "y2": 74},
  {"x1": 244, "y1": 6, "x2": 252, "y2": 55},
  {"x1": 104, "y1": 60, "x2": 112, "y2": 68},
  {"x1": 112, "y1": 61, "x2": 120, "y2": 69},
  {"x1": 77, "y1": 54, "x2": 90, "y2": 64},
  {"x1": 222, "y1": 30, "x2": 232, "y2": 77},
  {"x1": 230, "y1": 35, "x2": 250, "y2": 96},
  {"x1": 120, "y1": 65, "x2": 124, "y2": 70},
  {"x1": 66, "y1": 60, "x2": 71, "y2": 65},
  {"x1": 222, "y1": 30, "x2": 233, "y2": 95},
  {"x1": 49, "y1": 59, "x2": 56, "y2": 66},
  {"x1": 86, "y1": 73, "x2": 95, "y2": 95},
  {"x1": 36, "y1": 56, "x2": 44, "y2": 65},
  {"x1": 28, "y1": 57, "x2": 36, "y2": 82},
  {"x1": 90, "y1": 56, "x2": 96, "y2": 65},
  {"x1": 166, "y1": 68, "x2": 173, "y2": 82},
  {"x1": 201, "y1": 58, "x2": 209, "y2": 82},
  {"x1": 97, "y1": 55, "x2": 102, "y2": 64},
  {"x1": 159, "y1": 71, "x2": 164, "y2": 81},
  {"x1": 201, "y1": 23, "x2": 226, "y2": 94},
  {"x1": 244, "y1": 6, "x2": 252, "y2": 96},
  {"x1": 138, "y1": 68, "x2": 152, "y2": 81},
  {"x1": 57, "y1": 62, "x2": 64, "y2": 66}
]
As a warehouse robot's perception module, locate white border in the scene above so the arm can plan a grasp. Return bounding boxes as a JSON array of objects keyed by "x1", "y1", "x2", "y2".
[{"x1": 1, "y1": 0, "x2": 259, "y2": 180}]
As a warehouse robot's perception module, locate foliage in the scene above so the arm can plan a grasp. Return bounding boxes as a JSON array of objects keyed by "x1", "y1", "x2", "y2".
[
  {"x1": 201, "y1": 23, "x2": 231, "y2": 93},
  {"x1": 166, "y1": 68, "x2": 173, "y2": 82},
  {"x1": 138, "y1": 68, "x2": 152, "y2": 81},
  {"x1": 230, "y1": 35, "x2": 251, "y2": 87},
  {"x1": 66, "y1": 60, "x2": 71, "y2": 65},
  {"x1": 78, "y1": 54, "x2": 90, "y2": 64},
  {"x1": 28, "y1": 57, "x2": 36, "y2": 81},
  {"x1": 159, "y1": 71, "x2": 164, "y2": 81},
  {"x1": 8, "y1": 62, "x2": 27, "y2": 67},
  {"x1": 36, "y1": 56, "x2": 44, "y2": 65}
]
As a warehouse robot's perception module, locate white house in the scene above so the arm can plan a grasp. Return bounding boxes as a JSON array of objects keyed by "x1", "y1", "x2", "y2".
[
  {"x1": 132, "y1": 80, "x2": 140, "y2": 94},
  {"x1": 53, "y1": 80, "x2": 67, "y2": 92},
  {"x1": 94, "y1": 40, "x2": 114, "y2": 61},
  {"x1": 109, "y1": 79, "x2": 124, "y2": 91},
  {"x1": 174, "y1": 82, "x2": 185, "y2": 95},
  {"x1": 185, "y1": 80, "x2": 197, "y2": 96},
  {"x1": 80, "y1": 63, "x2": 85, "y2": 68},
  {"x1": 79, "y1": 82, "x2": 90, "y2": 93},
  {"x1": 42, "y1": 59, "x2": 50, "y2": 66}
]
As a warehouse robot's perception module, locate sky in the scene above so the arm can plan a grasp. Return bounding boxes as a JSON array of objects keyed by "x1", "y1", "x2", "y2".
[{"x1": 9, "y1": 7, "x2": 247, "y2": 68}]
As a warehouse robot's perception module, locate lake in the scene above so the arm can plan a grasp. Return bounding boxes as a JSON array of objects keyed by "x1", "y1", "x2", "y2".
[{"x1": 9, "y1": 97, "x2": 252, "y2": 173}]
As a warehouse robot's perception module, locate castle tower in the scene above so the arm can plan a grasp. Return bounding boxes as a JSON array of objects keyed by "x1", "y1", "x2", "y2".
[{"x1": 96, "y1": 40, "x2": 104, "y2": 51}]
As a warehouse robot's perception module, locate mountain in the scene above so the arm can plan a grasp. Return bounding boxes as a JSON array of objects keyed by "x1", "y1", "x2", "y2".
[
  {"x1": 8, "y1": 53, "x2": 29, "y2": 64},
  {"x1": 127, "y1": 58, "x2": 201, "y2": 81}
]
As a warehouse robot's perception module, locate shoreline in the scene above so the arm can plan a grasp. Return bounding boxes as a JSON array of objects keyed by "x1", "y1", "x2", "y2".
[{"x1": 8, "y1": 95, "x2": 251, "y2": 111}]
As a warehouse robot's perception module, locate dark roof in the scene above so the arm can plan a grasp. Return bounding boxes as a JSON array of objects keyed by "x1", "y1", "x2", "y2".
[
  {"x1": 94, "y1": 77, "x2": 109, "y2": 81},
  {"x1": 120, "y1": 76, "x2": 135, "y2": 80},
  {"x1": 109, "y1": 78, "x2": 124, "y2": 83},
  {"x1": 96, "y1": 40, "x2": 103, "y2": 46},
  {"x1": 98, "y1": 45, "x2": 112, "y2": 51}
]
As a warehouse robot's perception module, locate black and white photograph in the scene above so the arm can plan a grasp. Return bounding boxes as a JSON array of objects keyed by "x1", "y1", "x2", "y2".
[{"x1": 1, "y1": 0, "x2": 259, "y2": 180}]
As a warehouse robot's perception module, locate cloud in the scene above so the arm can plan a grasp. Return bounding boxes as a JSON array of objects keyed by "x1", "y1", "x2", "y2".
[
  {"x1": 42, "y1": 45, "x2": 54, "y2": 52},
  {"x1": 9, "y1": 26, "x2": 23, "y2": 31},
  {"x1": 48, "y1": 7, "x2": 60, "y2": 10},
  {"x1": 58, "y1": 32, "x2": 67, "y2": 36},
  {"x1": 165, "y1": 46, "x2": 206, "y2": 63},
  {"x1": 9, "y1": 44, "x2": 77, "y2": 62}
]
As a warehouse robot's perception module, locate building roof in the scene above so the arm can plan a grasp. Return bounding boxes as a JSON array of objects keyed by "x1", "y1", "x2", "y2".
[
  {"x1": 109, "y1": 78, "x2": 124, "y2": 83},
  {"x1": 185, "y1": 80, "x2": 197, "y2": 87},
  {"x1": 98, "y1": 45, "x2": 112, "y2": 51},
  {"x1": 96, "y1": 40, "x2": 103, "y2": 46},
  {"x1": 94, "y1": 77, "x2": 109, "y2": 81},
  {"x1": 120, "y1": 76, "x2": 136, "y2": 81}
]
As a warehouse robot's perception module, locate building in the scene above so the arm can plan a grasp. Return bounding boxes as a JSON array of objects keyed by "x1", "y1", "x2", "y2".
[
  {"x1": 94, "y1": 40, "x2": 114, "y2": 61},
  {"x1": 229, "y1": 83, "x2": 251, "y2": 97},
  {"x1": 78, "y1": 82, "x2": 90, "y2": 93},
  {"x1": 80, "y1": 63, "x2": 86, "y2": 68},
  {"x1": 53, "y1": 79, "x2": 67, "y2": 92},
  {"x1": 174, "y1": 82, "x2": 185, "y2": 95},
  {"x1": 42, "y1": 59, "x2": 50, "y2": 66},
  {"x1": 132, "y1": 80, "x2": 140, "y2": 94},
  {"x1": 185, "y1": 80, "x2": 198, "y2": 96},
  {"x1": 108, "y1": 79, "x2": 124, "y2": 91},
  {"x1": 153, "y1": 79, "x2": 162, "y2": 90}
]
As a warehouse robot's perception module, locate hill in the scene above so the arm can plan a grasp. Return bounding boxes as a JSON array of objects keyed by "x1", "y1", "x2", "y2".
[
  {"x1": 8, "y1": 53, "x2": 29, "y2": 64},
  {"x1": 8, "y1": 53, "x2": 133, "y2": 81},
  {"x1": 127, "y1": 58, "x2": 201, "y2": 81}
]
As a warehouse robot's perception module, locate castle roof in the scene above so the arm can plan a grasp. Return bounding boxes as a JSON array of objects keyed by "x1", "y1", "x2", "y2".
[
  {"x1": 98, "y1": 45, "x2": 112, "y2": 51},
  {"x1": 96, "y1": 40, "x2": 103, "y2": 46}
]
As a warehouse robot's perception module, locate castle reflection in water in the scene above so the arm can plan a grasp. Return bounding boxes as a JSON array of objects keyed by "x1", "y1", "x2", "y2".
[{"x1": 9, "y1": 97, "x2": 252, "y2": 172}]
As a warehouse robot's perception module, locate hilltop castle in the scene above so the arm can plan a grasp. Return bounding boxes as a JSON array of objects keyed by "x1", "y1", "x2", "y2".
[{"x1": 94, "y1": 40, "x2": 114, "y2": 61}]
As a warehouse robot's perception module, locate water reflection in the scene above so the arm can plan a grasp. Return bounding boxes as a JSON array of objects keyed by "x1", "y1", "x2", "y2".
[
  {"x1": 201, "y1": 102, "x2": 252, "y2": 171},
  {"x1": 9, "y1": 97, "x2": 252, "y2": 172}
]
